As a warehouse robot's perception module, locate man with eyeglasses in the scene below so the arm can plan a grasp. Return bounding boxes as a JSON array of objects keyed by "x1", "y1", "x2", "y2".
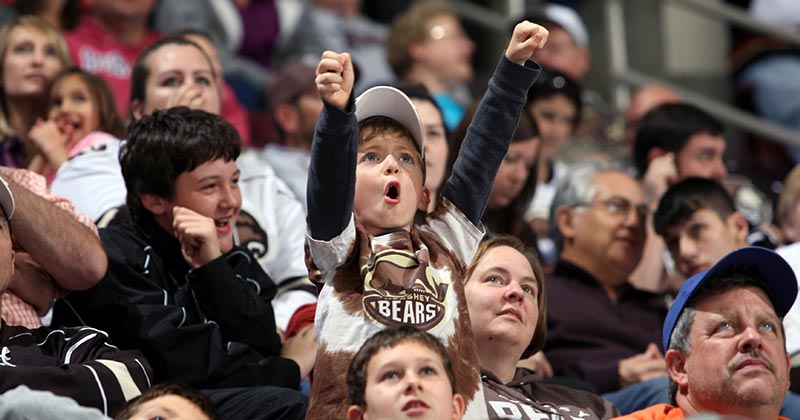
[{"x1": 543, "y1": 161, "x2": 668, "y2": 394}]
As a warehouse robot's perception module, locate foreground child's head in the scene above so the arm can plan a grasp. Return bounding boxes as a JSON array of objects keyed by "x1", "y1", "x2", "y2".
[
  {"x1": 121, "y1": 106, "x2": 241, "y2": 251},
  {"x1": 45, "y1": 67, "x2": 125, "y2": 142},
  {"x1": 354, "y1": 86, "x2": 430, "y2": 236},
  {"x1": 347, "y1": 325, "x2": 465, "y2": 420},
  {"x1": 115, "y1": 383, "x2": 218, "y2": 420}
]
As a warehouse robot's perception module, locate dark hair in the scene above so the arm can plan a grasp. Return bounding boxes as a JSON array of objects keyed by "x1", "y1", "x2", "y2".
[
  {"x1": 465, "y1": 235, "x2": 547, "y2": 358},
  {"x1": 633, "y1": 102, "x2": 724, "y2": 177},
  {"x1": 526, "y1": 69, "x2": 582, "y2": 130},
  {"x1": 114, "y1": 383, "x2": 218, "y2": 420},
  {"x1": 129, "y1": 36, "x2": 216, "y2": 118},
  {"x1": 121, "y1": 106, "x2": 241, "y2": 222},
  {"x1": 653, "y1": 177, "x2": 737, "y2": 237},
  {"x1": 666, "y1": 271, "x2": 785, "y2": 403},
  {"x1": 347, "y1": 325, "x2": 456, "y2": 407},
  {"x1": 13, "y1": 0, "x2": 82, "y2": 31},
  {"x1": 45, "y1": 67, "x2": 126, "y2": 138}
]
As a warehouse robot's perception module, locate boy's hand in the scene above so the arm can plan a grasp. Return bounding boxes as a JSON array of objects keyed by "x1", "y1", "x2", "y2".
[
  {"x1": 173, "y1": 206, "x2": 222, "y2": 268},
  {"x1": 506, "y1": 20, "x2": 549, "y2": 65},
  {"x1": 315, "y1": 51, "x2": 354, "y2": 111}
]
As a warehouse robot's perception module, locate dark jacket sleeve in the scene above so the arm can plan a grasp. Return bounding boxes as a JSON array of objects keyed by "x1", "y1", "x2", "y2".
[
  {"x1": 188, "y1": 248, "x2": 281, "y2": 355},
  {"x1": 58, "y1": 229, "x2": 300, "y2": 390},
  {"x1": 0, "y1": 326, "x2": 152, "y2": 416},
  {"x1": 307, "y1": 98, "x2": 358, "y2": 241},
  {"x1": 442, "y1": 55, "x2": 541, "y2": 225}
]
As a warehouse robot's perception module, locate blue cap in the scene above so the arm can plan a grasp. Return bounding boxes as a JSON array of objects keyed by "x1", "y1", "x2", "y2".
[{"x1": 662, "y1": 246, "x2": 798, "y2": 350}]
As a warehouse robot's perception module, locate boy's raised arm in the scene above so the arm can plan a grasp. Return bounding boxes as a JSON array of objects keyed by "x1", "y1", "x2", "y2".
[
  {"x1": 307, "y1": 51, "x2": 359, "y2": 241},
  {"x1": 443, "y1": 21, "x2": 549, "y2": 225}
]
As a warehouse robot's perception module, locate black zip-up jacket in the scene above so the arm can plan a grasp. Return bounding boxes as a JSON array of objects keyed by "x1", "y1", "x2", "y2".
[{"x1": 54, "y1": 215, "x2": 300, "y2": 390}]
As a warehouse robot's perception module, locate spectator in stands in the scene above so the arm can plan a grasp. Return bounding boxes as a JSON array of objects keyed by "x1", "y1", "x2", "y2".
[
  {"x1": 387, "y1": 1, "x2": 475, "y2": 131},
  {"x1": 450, "y1": 102, "x2": 540, "y2": 248},
  {"x1": 56, "y1": 107, "x2": 311, "y2": 420},
  {"x1": 0, "y1": 15, "x2": 70, "y2": 168},
  {"x1": 777, "y1": 165, "x2": 800, "y2": 244},
  {"x1": 545, "y1": 161, "x2": 667, "y2": 394},
  {"x1": 523, "y1": 69, "x2": 581, "y2": 256},
  {"x1": 654, "y1": 178, "x2": 748, "y2": 280},
  {"x1": 174, "y1": 30, "x2": 252, "y2": 146},
  {"x1": 0, "y1": 175, "x2": 151, "y2": 417},
  {"x1": 308, "y1": 0, "x2": 394, "y2": 94},
  {"x1": 65, "y1": 0, "x2": 160, "y2": 116},
  {"x1": 345, "y1": 326, "x2": 467, "y2": 420},
  {"x1": 615, "y1": 247, "x2": 795, "y2": 420},
  {"x1": 52, "y1": 36, "x2": 316, "y2": 330},
  {"x1": 628, "y1": 102, "x2": 728, "y2": 293},
  {"x1": 397, "y1": 85, "x2": 449, "y2": 213},
  {"x1": 464, "y1": 235, "x2": 619, "y2": 419},
  {"x1": 27, "y1": 67, "x2": 125, "y2": 183},
  {"x1": 115, "y1": 383, "x2": 218, "y2": 420},
  {"x1": 622, "y1": 84, "x2": 679, "y2": 154},
  {"x1": 239, "y1": 59, "x2": 321, "y2": 212}
]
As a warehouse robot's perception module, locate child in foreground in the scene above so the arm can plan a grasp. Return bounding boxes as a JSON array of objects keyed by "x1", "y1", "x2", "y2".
[
  {"x1": 305, "y1": 21, "x2": 548, "y2": 420},
  {"x1": 347, "y1": 325, "x2": 465, "y2": 420}
]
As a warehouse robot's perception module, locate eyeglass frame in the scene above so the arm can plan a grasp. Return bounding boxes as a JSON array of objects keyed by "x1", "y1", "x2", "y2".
[{"x1": 573, "y1": 195, "x2": 650, "y2": 221}]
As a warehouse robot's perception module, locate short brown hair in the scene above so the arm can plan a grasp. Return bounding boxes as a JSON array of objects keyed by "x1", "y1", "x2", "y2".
[
  {"x1": 358, "y1": 116, "x2": 426, "y2": 181},
  {"x1": 778, "y1": 165, "x2": 800, "y2": 232},
  {"x1": 465, "y1": 235, "x2": 547, "y2": 358},
  {"x1": 346, "y1": 325, "x2": 456, "y2": 407},
  {"x1": 386, "y1": 1, "x2": 455, "y2": 80}
]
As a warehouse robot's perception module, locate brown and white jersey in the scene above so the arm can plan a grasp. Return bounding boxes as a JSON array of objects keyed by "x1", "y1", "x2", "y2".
[{"x1": 306, "y1": 198, "x2": 487, "y2": 420}]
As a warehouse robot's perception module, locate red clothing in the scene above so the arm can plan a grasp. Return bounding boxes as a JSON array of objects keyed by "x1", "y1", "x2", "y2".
[
  {"x1": 65, "y1": 16, "x2": 161, "y2": 116},
  {"x1": 221, "y1": 82, "x2": 251, "y2": 146},
  {"x1": 613, "y1": 404, "x2": 789, "y2": 420}
]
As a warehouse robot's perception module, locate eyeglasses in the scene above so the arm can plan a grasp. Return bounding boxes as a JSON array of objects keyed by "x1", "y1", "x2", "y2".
[{"x1": 575, "y1": 196, "x2": 649, "y2": 221}]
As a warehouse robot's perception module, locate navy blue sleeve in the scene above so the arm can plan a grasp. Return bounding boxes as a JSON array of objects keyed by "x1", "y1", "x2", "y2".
[
  {"x1": 307, "y1": 99, "x2": 358, "y2": 241},
  {"x1": 441, "y1": 55, "x2": 542, "y2": 225}
]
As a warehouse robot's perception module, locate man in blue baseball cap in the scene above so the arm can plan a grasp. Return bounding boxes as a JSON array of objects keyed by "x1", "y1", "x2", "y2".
[{"x1": 616, "y1": 246, "x2": 796, "y2": 419}]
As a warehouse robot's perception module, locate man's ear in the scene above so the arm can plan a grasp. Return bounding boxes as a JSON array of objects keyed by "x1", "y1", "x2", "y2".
[
  {"x1": 451, "y1": 393, "x2": 466, "y2": 420},
  {"x1": 8, "y1": 248, "x2": 14, "y2": 278},
  {"x1": 726, "y1": 211, "x2": 749, "y2": 247},
  {"x1": 647, "y1": 147, "x2": 667, "y2": 164},
  {"x1": 417, "y1": 187, "x2": 431, "y2": 212},
  {"x1": 139, "y1": 193, "x2": 170, "y2": 216},
  {"x1": 574, "y1": 47, "x2": 591, "y2": 80},
  {"x1": 555, "y1": 206, "x2": 576, "y2": 242},
  {"x1": 409, "y1": 42, "x2": 428, "y2": 63},
  {"x1": 130, "y1": 99, "x2": 144, "y2": 121},
  {"x1": 274, "y1": 103, "x2": 300, "y2": 135},
  {"x1": 665, "y1": 349, "x2": 688, "y2": 388},
  {"x1": 347, "y1": 405, "x2": 365, "y2": 420}
]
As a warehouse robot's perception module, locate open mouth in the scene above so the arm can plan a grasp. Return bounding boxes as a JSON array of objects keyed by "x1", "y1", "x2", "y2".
[
  {"x1": 384, "y1": 181, "x2": 400, "y2": 203},
  {"x1": 402, "y1": 400, "x2": 429, "y2": 413},
  {"x1": 214, "y1": 218, "x2": 231, "y2": 231}
]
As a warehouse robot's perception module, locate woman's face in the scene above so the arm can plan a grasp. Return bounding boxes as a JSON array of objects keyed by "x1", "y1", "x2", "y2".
[
  {"x1": 133, "y1": 44, "x2": 220, "y2": 119},
  {"x1": 2, "y1": 25, "x2": 64, "y2": 98},
  {"x1": 465, "y1": 245, "x2": 539, "y2": 357},
  {"x1": 413, "y1": 98, "x2": 448, "y2": 194},
  {"x1": 487, "y1": 137, "x2": 538, "y2": 210}
]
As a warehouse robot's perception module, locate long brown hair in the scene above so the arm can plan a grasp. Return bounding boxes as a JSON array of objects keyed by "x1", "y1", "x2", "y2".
[{"x1": 44, "y1": 67, "x2": 126, "y2": 138}]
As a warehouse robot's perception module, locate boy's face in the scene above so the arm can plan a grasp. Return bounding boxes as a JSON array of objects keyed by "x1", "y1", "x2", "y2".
[
  {"x1": 662, "y1": 208, "x2": 748, "y2": 278},
  {"x1": 354, "y1": 133, "x2": 429, "y2": 236},
  {"x1": 675, "y1": 132, "x2": 727, "y2": 181},
  {"x1": 156, "y1": 158, "x2": 241, "y2": 253},
  {"x1": 348, "y1": 340, "x2": 465, "y2": 420}
]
